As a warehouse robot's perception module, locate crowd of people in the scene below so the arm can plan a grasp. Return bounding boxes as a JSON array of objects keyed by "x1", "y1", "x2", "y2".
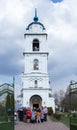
[{"x1": 14, "y1": 106, "x2": 48, "y2": 124}]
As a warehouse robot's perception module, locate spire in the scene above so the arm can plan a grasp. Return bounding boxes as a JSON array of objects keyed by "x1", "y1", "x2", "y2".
[{"x1": 33, "y1": 8, "x2": 38, "y2": 22}]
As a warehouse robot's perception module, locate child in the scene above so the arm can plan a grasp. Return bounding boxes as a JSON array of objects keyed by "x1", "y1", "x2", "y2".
[{"x1": 36, "y1": 109, "x2": 41, "y2": 123}]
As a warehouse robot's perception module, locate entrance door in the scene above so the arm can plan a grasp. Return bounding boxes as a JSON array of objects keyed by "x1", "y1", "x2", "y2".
[
  {"x1": 30, "y1": 95, "x2": 42, "y2": 109},
  {"x1": 33, "y1": 103, "x2": 39, "y2": 109}
]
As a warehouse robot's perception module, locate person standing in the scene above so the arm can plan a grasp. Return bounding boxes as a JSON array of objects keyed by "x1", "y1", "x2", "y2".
[
  {"x1": 40, "y1": 106, "x2": 44, "y2": 122},
  {"x1": 26, "y1": 108, "x2": 31, "y2": 123},
  {"x1": 43, "y1": 106, "x2": 48, "y2": 121},
  {"x1": 14, "y1": 111, "x2": 18, "y2": 124},
  {"x1": 31, "y1": 108, "x2": 36, "y2": 123},
  {"x1": 36, "y1": 109, "x2": 41, "y2": 123},
  {"x1": 23, "y1": 107, "x2": 26, "y2": 122}
]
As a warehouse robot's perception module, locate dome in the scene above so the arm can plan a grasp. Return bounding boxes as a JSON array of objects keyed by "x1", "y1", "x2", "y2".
[{"x1": 26, "y1": 9, "x2": 46, "y2": 31}]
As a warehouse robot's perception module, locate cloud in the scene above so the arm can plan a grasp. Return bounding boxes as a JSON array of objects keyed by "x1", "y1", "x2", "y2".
[{"x1": 0, "y1": 0, "x2": 77, "y2": 97}]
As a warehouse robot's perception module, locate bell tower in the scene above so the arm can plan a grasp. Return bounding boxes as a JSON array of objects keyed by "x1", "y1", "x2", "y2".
[{"x1": 21, "y1": 9, "x2": 55, "y2": 112}]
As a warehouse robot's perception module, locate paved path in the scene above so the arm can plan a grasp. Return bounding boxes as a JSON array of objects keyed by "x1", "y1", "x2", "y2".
[{"x1": 15, "y1": 118, "x2": 70, "y2": 130}]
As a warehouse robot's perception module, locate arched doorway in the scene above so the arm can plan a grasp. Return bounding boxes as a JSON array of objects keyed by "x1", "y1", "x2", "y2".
[{"x1": 30, "y1": 95, "x2": 42, "y2": 109}]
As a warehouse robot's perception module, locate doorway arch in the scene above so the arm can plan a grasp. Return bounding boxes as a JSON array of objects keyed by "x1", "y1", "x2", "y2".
[{"x1": 30, "y1": 95, "x2": 42, "y2": 109}]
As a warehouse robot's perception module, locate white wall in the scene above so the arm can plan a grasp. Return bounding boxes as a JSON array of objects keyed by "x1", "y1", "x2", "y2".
[
  {"x1": 22, "y1": 89, "x2": 55, "y2": 112},
  {"x1": 21, "y1": 19, "x2": 55, "y2": 113},
  {"x1": 24, "y1": 53, "x2": 48, "y2": 74}
]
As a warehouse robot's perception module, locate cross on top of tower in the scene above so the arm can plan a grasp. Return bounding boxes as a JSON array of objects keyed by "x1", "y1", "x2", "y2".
[{"x1": 33, "y1": 8, "x2": 38, "y2": 22}]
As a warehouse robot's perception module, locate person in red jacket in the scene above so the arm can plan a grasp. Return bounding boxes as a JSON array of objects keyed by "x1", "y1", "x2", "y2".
[{"x1": 26, "y1": 108, "x2": 31, "y2": 123}]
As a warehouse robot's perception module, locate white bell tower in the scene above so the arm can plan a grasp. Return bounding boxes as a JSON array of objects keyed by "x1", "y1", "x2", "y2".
[{"x1": 21, "y1": 9, "x2": 55, "y2": 112}]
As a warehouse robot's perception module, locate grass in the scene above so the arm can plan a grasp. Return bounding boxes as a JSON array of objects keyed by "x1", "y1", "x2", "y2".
[
  {"x1": 0, "y1": 115, "x2": 7, "y2": 122},
  {"x1": 50, "y1": 115, "x2": 58, "y2": 122},
  {"x1": 60, "y1": 113, "x2": 70, "y2": 127},
  {"x1": 50, "y1": 112, "x2": 70, "y2": 127},
  {"x1": 0, "y1": 122, "x2": 14, "y2": 130}
]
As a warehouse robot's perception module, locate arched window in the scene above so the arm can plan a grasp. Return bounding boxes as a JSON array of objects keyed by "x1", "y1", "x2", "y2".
[
  {"x1": 32, "y1": 39, "x2": 39, "y2": 51},
  {"x1": 35, "y1": 80, "x2": 38, "y2": 88},
  {"x1": 33, "y1": 59, "x2": 39, "y2": 70}
]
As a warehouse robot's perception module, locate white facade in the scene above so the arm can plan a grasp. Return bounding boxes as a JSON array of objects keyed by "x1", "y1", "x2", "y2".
[{"x1": 21, "y1": 10, "x2": 55, "y2": 112}]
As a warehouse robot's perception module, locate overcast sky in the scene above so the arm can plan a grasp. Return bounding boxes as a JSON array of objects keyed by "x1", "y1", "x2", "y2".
[{"x1": 0, "y1": 0, "x2": 77, "y2": 98}]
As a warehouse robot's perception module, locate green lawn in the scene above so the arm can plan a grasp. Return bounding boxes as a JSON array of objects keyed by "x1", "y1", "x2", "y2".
[
  {"x1": 60, "y1": 113, "x2": 70, "y2": 127},
  {"x1": 50, "y1": 112, "x2": 70, "y2": 127},
  {"x1": 0, "y1": 122, "x2": 14, "y2": 130}
]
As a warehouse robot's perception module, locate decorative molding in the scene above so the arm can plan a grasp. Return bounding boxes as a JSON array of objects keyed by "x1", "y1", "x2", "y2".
[
  {"x1": 24, "y1": 33, "x2": 47, "y2": 40},
  {"x1": 23, "y1": 52, "x2": 49, "y2": 56},
  {"x1": 21, "y1": 88, "x2": 51, "y2": 91}
]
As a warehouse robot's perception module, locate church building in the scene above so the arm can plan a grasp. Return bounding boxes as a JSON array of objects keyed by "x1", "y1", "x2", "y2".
[{"x1": 21, "y1": 10, "x2": 55, "y2": 112}]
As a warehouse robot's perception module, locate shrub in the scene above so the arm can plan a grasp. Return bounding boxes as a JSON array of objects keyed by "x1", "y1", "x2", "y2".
[
  {"x1": 53, "y1": 113, "x2": 61, "y2": 120},
  {"x1": 48, "y1": 107, "x2": 53, "y2": 115}
]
